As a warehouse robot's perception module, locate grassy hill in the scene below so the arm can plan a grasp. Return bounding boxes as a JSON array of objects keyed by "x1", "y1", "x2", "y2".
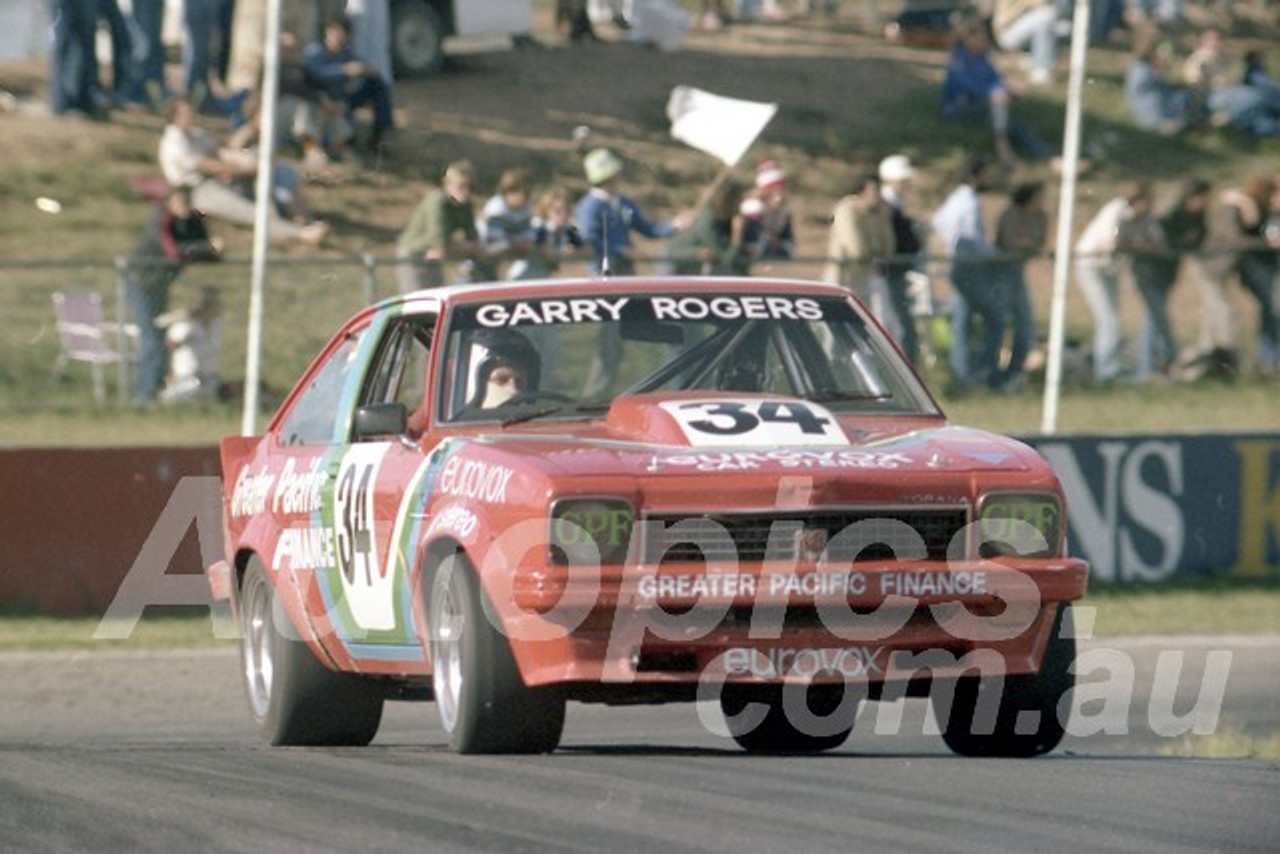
[{"x1": 0, "y1": 2, "x2": 1277, "y2": 440}]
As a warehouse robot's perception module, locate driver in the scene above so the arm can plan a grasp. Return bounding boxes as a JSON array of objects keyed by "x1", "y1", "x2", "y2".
[{"x1": 467, "y1": 329, "x2": 541, "y2": 410}]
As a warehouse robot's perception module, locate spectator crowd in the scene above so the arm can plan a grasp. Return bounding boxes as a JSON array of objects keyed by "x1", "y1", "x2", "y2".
[{"x1": 39, "y1": 0, "x2": 1280, "y2": 403}]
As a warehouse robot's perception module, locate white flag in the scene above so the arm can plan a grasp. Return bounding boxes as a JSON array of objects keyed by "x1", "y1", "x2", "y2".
[{"x1": 666, "y1": 86, "x2": 778, "y2": 168}]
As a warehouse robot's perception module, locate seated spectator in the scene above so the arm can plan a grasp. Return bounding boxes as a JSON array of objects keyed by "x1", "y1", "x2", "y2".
[
  {"x1": 479, "y1": 168, "x2": 538, "y2": 280},
  {"x1": 303, "y1": 19, "x2": 394, "y2": 153},
  {"x1": 1183, "y1": 28, "x2": 1280, "y2": 137},
  {"x1": 1124, "y1": 36, "x2": 1202, "y2": 135},
  {"x1": 991, "y1": 0, "x2": 1061, "y2": 86},
  {"x1": 274, "y1": 30, "x2": 354, "y2": 168},
  {"x1": 941, "y1": 17, "x2": 1055, "y2": 165},
  {"x1": 1242, "y1": 49, "x2": 1280, "y2": 97},
  {"x1": 158, "y1": 98, "x2": 329, "y2": 246}
]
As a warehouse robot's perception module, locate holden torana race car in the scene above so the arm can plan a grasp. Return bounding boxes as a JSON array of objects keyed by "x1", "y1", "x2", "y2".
[{"x1": 207, "y1": 276, "x2": 1088, "y2": 756}]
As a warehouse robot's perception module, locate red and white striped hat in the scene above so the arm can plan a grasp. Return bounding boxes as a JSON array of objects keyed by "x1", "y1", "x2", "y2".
[{"x1": 755, "y1": 160, "x2": 787, "y2": 190}]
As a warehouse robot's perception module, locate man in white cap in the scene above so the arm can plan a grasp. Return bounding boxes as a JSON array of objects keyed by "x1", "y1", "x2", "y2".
[
  {"x1": 574, "y1": 147, "x2": 684, "y2": 276},
  {"x1": 879, "y1": 153, "x2": 924, "y2": 364}
]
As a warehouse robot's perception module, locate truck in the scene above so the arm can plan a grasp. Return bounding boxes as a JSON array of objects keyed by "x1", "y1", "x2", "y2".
[{"x1": 388, "y1": 0, "x2": 534, "y2": 76}]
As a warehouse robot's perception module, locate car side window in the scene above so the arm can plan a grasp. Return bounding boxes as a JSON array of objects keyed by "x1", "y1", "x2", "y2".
[
  {"x1": 361, "y1": 317, "x2": 435, "y2": 435},
  {"x1": 277, "y1": 330, "x2": 365, "y2": 446}
]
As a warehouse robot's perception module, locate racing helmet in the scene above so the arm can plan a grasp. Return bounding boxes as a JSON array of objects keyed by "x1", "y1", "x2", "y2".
[{"x1": 468, "y1": 328, "x2": 541, "y2": 407}]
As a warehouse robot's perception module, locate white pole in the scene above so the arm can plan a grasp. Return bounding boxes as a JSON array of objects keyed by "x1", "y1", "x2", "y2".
[
  {"x1": 1040, "y1": 0, "x2": 1091, "y2": 435},
  {"x1": 240, "y1": 0, "x2": 283, "y2": 436}
]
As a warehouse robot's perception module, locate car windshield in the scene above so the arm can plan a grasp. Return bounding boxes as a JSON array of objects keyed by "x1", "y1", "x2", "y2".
[{"x1": 437, "y1": 291, "x2": 938, "y2": 423}]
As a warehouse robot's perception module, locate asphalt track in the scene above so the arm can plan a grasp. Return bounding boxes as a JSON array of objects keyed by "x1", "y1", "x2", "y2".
[{"x1": 1, "y1": 635, "x2": 1276, "y2": 853}]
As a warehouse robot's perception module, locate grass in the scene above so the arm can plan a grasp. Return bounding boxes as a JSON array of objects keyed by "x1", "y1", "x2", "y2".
[
  {"x1": 1158, "y1": 727, "x2": 1280, "y2": 760},
  {"x1": 1077, "y1": 578, "x2": 1280, "y2": 637},
  {"x1": 1, "y1": 578, "x2": 1275, "y2": 653},
  {"x1": 0, "y1": 609, "x2": 233, "y2": 653}
]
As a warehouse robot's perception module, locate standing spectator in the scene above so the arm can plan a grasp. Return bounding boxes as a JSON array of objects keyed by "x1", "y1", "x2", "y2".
[
  {"x1": 993, "y1": 180, "x2": 1047, "y2": 390},
  {"x1": 49, "y1": 0, "x2": 101, "y2": 118},
  {"x1": 941, "y1": 16, "x2": 1055, "y2": 165},
  {"x1": 575, "y1": 147, "x2": 687, "y2": 396},
  {"x1": 1194, "y1": 175, "x2": 1280, "y2": 375},
  {"x1": 931, "y1": 157, "x2": 1005, "y2": 390},
  {"x1": 878, "y1": 153, "x2": 924, "y2": 365},
  {"x1": 304, "y1": 18, "x2": 394, "y2": 153},
  {"x1": 525, "y1": 187, "x2": 586, "y2": 279},
  {"x1": 183, "y1": 0, "x2": 238, "y2": 107},
  {"x1": 159, "y1": 97, "x2": 329, "y2": 246},
  {"x1": 669, "y1": 178, "x2": 750, "y2": 276},
  {"x1": 124, "y1": 0, "x2": 169, "y2": 109},
  {"x1": 574, "y1": 148, "x2": 684, "y2": 275},
  {"x1": 125, "y1": 187, "x2": 222, "y2": 404},
  {"x1": 479, "y1": 168, "x2": 538, "y2": 280},
  {"x1": 991, "y1": 0, "x2": 1061, "y2": 86},
  {"x1": 823, "y1": 172, "x2": 895, "y2": 309},
  {"x1": 1124, "y1": 35, "x2": 1202, "y2": 135},
  {"x1": 1074, "y1": 181, "x2": 1154, "y2": 383},
  {"x1": 1124, "y1": 178, "x2": 1210, "y2": 381},
  {"x1": 740, "y1": 160, "x2": 796, "y2": 263},
  {"x1": 93, "y1": 0, "x2": 134, "y2": 110},
  {"x1": 396, "y1": 160, "x2": 486, "y2": 292}
]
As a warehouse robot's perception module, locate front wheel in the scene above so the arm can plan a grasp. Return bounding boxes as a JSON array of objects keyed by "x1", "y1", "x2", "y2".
[
  {"x1": 239, "y1": 558, "x2": 384, "y2": 746},
  {"x1": 427, "y1": 553, "x2": 565, "y2": 754},
  {"x1": 720, "y1": 685, "x2": 854, "y2": 753},
  {"x1": 391, "y1": 0, "x2": 446, "y2": 77},
  {"x1": 934, "y1": 603, "x2": 1076, "y2": 758}
]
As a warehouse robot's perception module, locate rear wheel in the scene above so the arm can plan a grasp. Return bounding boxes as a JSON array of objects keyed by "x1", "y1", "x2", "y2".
[
  {"x1": 391, "y1": 0, "x2": 447, "y2": 77},
  {"x1": 720, "y1": 685, "x2": 854, "y2": 753},
  {"x1": 239, "y1": 558, "x2": 384, "y2": 746},
  {"x1": 934, "y1": 603, "x2": 1076, "y2": 758},
  {"x1": 427, "y1": 553, "x2": 565, "y2": 754}
]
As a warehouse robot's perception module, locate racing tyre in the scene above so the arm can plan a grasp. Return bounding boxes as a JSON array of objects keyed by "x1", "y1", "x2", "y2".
[
  {"x1": 391, "y1": 0, "x2": 446, "y2": 77},
  {"x1": 721, "y1": 685, "x2": 854, "y2": 753},
  {"x1": 239, "y1": 558, "x2": 384, "y2": 746},
  {"x1": 428, "y1": 553, "x2": 565, "y2": 754},
  {"x1": 934, "y1": 603, "x2": 1076, "y2": 758}
]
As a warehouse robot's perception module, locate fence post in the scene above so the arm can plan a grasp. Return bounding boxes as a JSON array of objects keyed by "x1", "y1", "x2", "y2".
[
  {"x1": 114, "y1": 256, "x2": 130, "y2": 406},
  {"x1": 362, "y1": 253, "x2": 378, "y2": 304}
]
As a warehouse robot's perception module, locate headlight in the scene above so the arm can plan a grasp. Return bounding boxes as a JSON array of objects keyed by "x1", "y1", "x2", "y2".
[
  {"x1": 549, "y1": 498, "x2": 634, "y2": 566},
  {"x1": 978, "y1": 493, "x2": 1061, "y2": 558}
]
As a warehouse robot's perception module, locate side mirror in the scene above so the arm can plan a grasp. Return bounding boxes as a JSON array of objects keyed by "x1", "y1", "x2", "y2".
[{"x1": 353, "y1": 402, "x2": 409, "y2": 440}]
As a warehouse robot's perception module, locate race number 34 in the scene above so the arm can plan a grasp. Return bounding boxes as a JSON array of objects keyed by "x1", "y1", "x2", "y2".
[
  {"x1": 333, "y1": 444, "x2": 396, "y2": 630},
  {"x1": 663, "y1": 399, "x2": 847, "y2": 447}
]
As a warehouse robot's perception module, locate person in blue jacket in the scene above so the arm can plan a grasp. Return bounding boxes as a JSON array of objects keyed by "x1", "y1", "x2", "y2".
[
  {"x1": 573, "y1": 148, "x2": 688, "y2": 396},
  {"x1": 303, "y1": 18, "x2": 394, "y2": 152},
  {"x1": 941, "y1": 17, "x2": 1054, "y2": 165},
  {"x1": 574, "y1": 148, "x2": 686, "y2": 276}
]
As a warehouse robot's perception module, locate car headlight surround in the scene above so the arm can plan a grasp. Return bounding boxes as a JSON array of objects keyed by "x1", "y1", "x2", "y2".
[
  {"x1": 977, "y1": 493, "x2": 1061, "y2": 559},
  {"x1": 549, "y1": 497, "x2": 635, "y2": 566}
]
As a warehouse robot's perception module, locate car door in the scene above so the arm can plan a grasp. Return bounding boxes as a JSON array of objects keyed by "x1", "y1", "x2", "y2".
[{"x1": 321, "y1": 313, "x2": 438, "y2": 660}]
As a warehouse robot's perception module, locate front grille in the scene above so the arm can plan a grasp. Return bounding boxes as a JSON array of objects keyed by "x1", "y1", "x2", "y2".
[{"x1": 642, "y1": 508, "x2": 969, "y2": 565}]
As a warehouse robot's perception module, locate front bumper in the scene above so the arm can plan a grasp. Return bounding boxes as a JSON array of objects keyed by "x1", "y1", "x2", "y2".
[{"x1": 501, "y1": 558, "x2": 1089, "y2": 689}]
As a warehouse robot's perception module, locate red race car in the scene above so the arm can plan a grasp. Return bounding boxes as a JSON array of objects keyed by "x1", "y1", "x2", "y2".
[{"x1": 207, "y1": 277, "x2": 1088, "y2": 755}]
